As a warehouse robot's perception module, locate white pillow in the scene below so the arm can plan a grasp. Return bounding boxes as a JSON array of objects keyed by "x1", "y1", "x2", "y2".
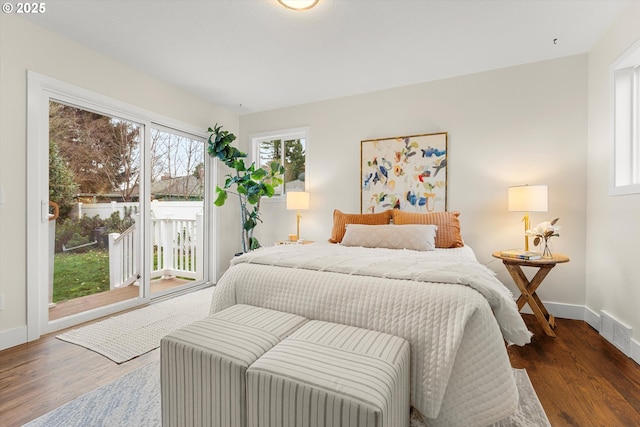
[{"x1": 340, "y1": 224, "x2": 437, "y2": 251}]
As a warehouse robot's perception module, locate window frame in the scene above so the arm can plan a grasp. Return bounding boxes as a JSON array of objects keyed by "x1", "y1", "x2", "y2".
[
  {"x1": 250, "y1": 127, "x2": 309, "y2": 200},
  {"x1": 610, "y1": 37, "x2": 640, "y2": 196}
]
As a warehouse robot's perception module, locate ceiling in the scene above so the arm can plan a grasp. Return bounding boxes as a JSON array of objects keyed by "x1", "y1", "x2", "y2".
[{"x1": 19, "y1": 0, "x2": 632, "y2": 115}]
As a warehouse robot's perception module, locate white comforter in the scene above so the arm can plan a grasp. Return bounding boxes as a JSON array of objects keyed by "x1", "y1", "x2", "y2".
[{"x1": 210, "y1": 243, "x2": 532, "y2": 426}]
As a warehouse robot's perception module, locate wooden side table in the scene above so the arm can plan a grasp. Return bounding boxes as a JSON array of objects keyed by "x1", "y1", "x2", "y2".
[{"x1": 492, "y1": 251, "x2": 570, "y2": 337}]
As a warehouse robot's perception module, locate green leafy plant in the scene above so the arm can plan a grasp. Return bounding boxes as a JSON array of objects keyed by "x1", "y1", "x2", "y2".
[{"x1": 207, "y1": 123, "x2": 285, "y2": 253}]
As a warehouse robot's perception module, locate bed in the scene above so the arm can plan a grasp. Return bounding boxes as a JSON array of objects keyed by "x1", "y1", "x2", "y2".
[{"x1": 209, "y1": 211, "x2": 532, "y2": 426}]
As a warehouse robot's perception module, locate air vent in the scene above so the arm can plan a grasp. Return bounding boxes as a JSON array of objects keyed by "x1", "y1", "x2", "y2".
[{"x1": 600, "y1": 310, "x2": 632, "y2": 356}]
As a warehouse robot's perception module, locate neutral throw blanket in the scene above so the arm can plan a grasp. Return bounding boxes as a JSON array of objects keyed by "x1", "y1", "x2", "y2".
[
  {"x1": 211, "y1": 243, "x2": 531, "y2": 426},
  {"x1": 230, "y1": 243, "x2": 532, "y2": 346}
]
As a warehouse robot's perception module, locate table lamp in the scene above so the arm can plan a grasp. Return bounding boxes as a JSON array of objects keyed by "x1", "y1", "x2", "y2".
[
  {"x1": 286, "y1": 191, "x2": 309, "y2": 241},
  {"x1": 508, "y1": 185, "x2": 547, "y2": 251}
]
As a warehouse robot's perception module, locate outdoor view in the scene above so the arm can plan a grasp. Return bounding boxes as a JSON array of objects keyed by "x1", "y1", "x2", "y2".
[
  {"x1": 48, "y1": 100, "x2": 205, "y2": 319},
  {"x1": 258, "y1": 137, "x2": 306, "y2": 193}
]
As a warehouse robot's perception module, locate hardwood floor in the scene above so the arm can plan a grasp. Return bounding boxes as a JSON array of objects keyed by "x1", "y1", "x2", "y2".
[
  {"x1": 508, "y1": 315, "x2": 640, "y2": 427},
  {"x1": 1, "y1": 314, "x2": 639, "y2": 426},
  {"x1": 0, "y1": 316, "x2": 159, "y2": 427}
]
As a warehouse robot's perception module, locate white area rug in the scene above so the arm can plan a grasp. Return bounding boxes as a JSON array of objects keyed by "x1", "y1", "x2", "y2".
[
  {"x1": 490, "y1": 368, "x2": 552, "y2": 427},
  {"x1": 24, "y1": 362, "x2": 549, "y2": 427},
  {"x1": 56, "y1": 287, "x2": 214, "y2": 363},
  {"x1": 410, "y1": 369, "x2": 551, "y2": 427}
]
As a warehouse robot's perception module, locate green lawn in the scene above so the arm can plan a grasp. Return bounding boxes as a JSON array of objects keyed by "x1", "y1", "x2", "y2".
[
  {"x1": 52, "y1": 248, "x2": 192, "y2": 302},
  {"x1": 53, "y1": 249, "x2": 110, "y2": 302}
]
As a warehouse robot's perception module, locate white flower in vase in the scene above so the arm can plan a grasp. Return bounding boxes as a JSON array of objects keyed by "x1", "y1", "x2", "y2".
[{"x1": 526, "y1": 218, "x2": 560, "y2": 257}]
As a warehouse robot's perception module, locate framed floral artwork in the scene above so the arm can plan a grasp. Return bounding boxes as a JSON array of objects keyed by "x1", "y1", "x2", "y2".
[{"x1": 361, "y1": 132, "x2": 448, "y2": 213}]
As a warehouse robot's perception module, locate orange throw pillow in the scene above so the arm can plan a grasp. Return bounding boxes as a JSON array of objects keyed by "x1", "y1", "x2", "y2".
[
  {"x1": 329, "y1": 209, "x2": 392, "y2": 243},
  {"x1": 391, "y1": 210, "x2": 464, "y2": 248}
]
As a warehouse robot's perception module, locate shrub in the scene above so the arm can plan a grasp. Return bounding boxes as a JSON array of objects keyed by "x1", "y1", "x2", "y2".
[{"x1": 54, "y1": 207, "x2": 136, "y2": 252}]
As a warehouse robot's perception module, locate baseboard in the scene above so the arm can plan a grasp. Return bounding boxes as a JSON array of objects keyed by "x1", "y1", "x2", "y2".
[
  {"x1": 519, "y1": 301, "x2": 585, "y2": 321},
  {"x1": 0, "y1": 325, "x2": 27, "y2": 351},
  {"x1": 631, "y1": 339, "x2": 640, "y2": 365},
  {"x1": 584, "y1": 306, "x2": 601, "y2": 331}
]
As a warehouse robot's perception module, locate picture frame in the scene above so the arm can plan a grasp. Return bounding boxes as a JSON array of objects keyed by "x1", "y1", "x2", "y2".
[{"x1": 361, "y1": 132, "x2": 448, "y2": 213}]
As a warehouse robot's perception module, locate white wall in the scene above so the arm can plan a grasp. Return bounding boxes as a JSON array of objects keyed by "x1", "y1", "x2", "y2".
[
  {"x1": 0, "y1": 14, "x2": 238, "y2": 348},
  {"x1": 586, "y1": 3, "x2": 640, "y2": 345},
  {"x1": 241, "y1": 55, "x2": 588, "y2": 315}
]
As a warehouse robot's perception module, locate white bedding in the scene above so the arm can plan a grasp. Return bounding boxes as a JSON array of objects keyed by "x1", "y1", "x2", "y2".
[{"x1": 210, "y1": 243, "x2": 532, "y2": 426}]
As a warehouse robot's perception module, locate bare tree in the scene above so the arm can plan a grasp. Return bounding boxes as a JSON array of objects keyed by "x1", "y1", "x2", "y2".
[{"x1": 150, "y1": 129, "x2": 204, "y2": 200}]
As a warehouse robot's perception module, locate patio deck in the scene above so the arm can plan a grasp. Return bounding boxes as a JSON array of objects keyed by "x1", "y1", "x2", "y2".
[{"x1": 48, "y1": 277, "x2": 191, "y2": 321}]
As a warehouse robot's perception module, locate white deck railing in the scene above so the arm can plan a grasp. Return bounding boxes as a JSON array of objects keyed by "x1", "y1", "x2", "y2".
[{"x1": 108, "y1": 213, "x2": 203, "y2": 289}]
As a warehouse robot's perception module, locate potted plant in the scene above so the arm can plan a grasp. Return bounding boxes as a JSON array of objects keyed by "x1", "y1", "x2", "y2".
[{"x1": 207, "y1": 123, "x2": 285, "y2": 253}]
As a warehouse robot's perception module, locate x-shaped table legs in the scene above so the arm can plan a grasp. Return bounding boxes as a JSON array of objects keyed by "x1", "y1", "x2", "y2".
[{"x1": 503, "y1": 262, "x2": 557, "y2": 337}]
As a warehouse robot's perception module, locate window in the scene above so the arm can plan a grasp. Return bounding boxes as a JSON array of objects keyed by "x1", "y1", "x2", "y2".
[
  {"x1": 611, "y1": 37, "x2": 640, "y2": 195},
  {"x1": 252, "y1": 127, "x2": 308, "y2": 194}
]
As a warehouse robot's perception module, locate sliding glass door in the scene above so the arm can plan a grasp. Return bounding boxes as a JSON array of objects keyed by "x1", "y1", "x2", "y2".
[{"x1": 27, "y1": 72, "x2": 213, "y2": 337}]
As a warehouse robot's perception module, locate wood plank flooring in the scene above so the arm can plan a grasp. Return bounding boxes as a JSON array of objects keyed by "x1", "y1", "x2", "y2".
[
  {"x1": 1, "y1": 313, "x2": 639, "y2": 426},
  {"x1": 509, "y1": 315, "x2": 640, "y2": 427},
  {"x1": 48, "y1": 277, "x2": 191, "y2": 320}
]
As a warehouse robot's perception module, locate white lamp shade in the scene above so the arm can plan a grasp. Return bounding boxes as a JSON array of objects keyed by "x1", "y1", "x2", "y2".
[
  {"x1": 286, "y1": 191, "x2": 309, "y2": 210},
  {"x1": 508, "y1": 185, "x2": 548, "y2": 212}
]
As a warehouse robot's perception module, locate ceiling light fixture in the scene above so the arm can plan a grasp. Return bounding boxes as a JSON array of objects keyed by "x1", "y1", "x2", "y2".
[{"x1": 278, "y1": 0, "x2": 319, "y2": 11}]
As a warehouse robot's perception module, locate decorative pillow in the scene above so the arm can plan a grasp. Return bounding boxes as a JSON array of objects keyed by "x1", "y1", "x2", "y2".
[
  {"x1": 391, "y1": 210, "x2": 464, "y2": 248},
  {"x1": 341, "y1": 224, "x2": 438, "y2": 251},
  {"x1": 329, "y1": 209, "x2": 392, "y2": 243}
]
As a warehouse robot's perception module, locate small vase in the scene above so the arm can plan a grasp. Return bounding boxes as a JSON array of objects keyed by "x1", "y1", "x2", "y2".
[{"x1": 541, "y1": 239, "x2": 553, "y2": 258}]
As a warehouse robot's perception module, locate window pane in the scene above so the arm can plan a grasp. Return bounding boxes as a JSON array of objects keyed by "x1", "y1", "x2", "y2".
[
  {"x1": 284, "y1": 138, "x2": 306, "y2": 191},
  {"x1": 614, "y1": 67, "x2": 633, "y2": 186},
  {"x1": 48, "y1": 100, "x2": 142, "y2": 313},
  {"x1": 611, "y1": 38, "x2": 640, "y2": 194},
  {"x1": 254, "y1": 129, "x2": 308, "y2": 195},
  {"x1": 149, "y1": 127, "x2": 205, "y2": 289},
  {"x1": 258, "y1": 139, "x2": 282, "y2": 170},
  {"x1": 150, "y1": 128, "x2": 205, "y2": 201}
]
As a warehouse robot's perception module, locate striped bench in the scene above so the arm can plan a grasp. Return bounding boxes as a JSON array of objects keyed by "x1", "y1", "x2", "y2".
[
  {"x1": 246, "y1": 320, "x2": 411, "y2": 427},
  {"x1": 160, "y1": 304, "x2": 308, "y2": 427}
]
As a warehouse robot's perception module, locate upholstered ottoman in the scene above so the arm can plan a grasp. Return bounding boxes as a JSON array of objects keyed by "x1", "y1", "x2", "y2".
[
  {"x1": 246, "y1": 320, "x2": 410, "y2": 427},
  {"x1": 161, "y1": 304, "x2": 308, "y2": 427}
]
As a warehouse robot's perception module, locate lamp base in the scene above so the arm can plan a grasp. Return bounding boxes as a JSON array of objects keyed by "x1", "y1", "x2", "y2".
[
  {"x1": 523, "y1": 213, "x2": 530, "y2": 252},
  {"x1": 296, "y1": 210, "x2": 302, "y2": 241}
]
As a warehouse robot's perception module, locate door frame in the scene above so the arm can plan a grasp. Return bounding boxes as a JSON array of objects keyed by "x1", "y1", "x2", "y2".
[{"x1": 26, "y1": 71, "x2": 216, "y2": 339}]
